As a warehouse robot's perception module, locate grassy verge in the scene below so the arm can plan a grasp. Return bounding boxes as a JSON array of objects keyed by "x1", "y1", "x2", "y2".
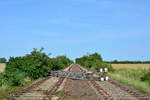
[
  {"x1": 108, "y1": 69, "x2": 150, "y2": 94},
  {"x1": 0, "y1": 86, "x2": 22, "y2": 99},
  {"x1": 0, "y1": 80, "x2": 34, "y2": 99}
]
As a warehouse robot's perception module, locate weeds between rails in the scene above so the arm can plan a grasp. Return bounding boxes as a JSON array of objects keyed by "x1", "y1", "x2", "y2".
[
  {"x1": 7, "y1": 65, "x2": 73, "y2": 100},
  {"x1": 43, "y1": 65, "x2": 73, "y2": 99},
  {"x1": 7, "y1": 77, "x2": 50, "y2": 100},
  {"x1": 80, "y1": 65, "x2": 149, "y2": 100},
  {"x1": 108, "y1": 79, "x2": 149, "y2": 100},
  {"x1": 78, "y1": 65, "x2": 113, "y2": 100}
]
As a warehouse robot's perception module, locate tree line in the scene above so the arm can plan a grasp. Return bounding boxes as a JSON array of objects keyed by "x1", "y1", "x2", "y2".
[
  {"x1": 105, "y1": 60, "x2": 150, "y2": 64},
  {"x1": 0, "y1": 58, "x2": 7, "y2": 63}
]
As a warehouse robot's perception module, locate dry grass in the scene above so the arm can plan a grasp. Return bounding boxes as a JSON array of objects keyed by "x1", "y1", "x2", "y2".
[
  {"x1": 109, "y1": 64, "x2": 150, "y2": 94},
  {"x1": 0, "y1": 63, "x2": 6, "y2": 72},
  {"x1": 111, "y1": 64, "x2": 150, "y2": 69}
]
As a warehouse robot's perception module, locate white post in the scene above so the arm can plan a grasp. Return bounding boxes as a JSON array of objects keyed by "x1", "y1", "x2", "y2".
[
  {"x1": 105, "y1": 76, "x2": 109, "y2": 81},
  {"x1": 104, "y1": 68, "x2": 108, "y2": 72},
  {"x1": 100, "y1": 68, "x2": 103, "y2": 72},
  {"x1": 100, "y1": 77, "x2": 104, "y2": 81}
]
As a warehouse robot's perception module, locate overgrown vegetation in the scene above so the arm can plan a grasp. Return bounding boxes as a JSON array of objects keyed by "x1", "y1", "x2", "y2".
[
  {"x1": 141, "y1": 71, "x2": 150, "y2": 85},
  {"x1": 0, "y1": 48, "x2": 73, "y2": 87},
  {"x1": 76, "y1": 53, "x2": 150, "y2": 94},
  {"x1": 0, "y1": 86, "x2": 22, "y2": 99},
  {"x1": 1, "y1": 50, "x2": 150, "y2": 98},
  {"x1": 50, "y1": 56, "x2": 73, "y2": 71},
  {"x1": 109, "y1": 66, "x2": 150, "y2": 94},
  {"x1": 75, "y1": 52, "x2": 113, "y2": 71}
]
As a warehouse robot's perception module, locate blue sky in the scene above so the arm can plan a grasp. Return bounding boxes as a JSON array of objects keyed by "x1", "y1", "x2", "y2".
[{"x1": 0, "y1": 0, "x2": 150, "y2": 61}]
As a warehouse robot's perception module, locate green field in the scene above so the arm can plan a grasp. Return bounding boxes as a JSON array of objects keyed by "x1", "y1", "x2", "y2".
[
  {"x1": 111, "y1": 64, "x2": 150, "y2": 69},
  {"x1": 109, "y1": 64, "x2": 150, "y2": 94}
]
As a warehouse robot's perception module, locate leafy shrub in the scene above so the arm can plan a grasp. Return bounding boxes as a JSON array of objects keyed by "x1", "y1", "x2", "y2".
[
  {"x1": 56, "y1": 56, "x2": 73, "y2": 67},
  {"x1": 1, "y1": 48, "x2": 73, "y2": 86},
  {"x1": 7, "y1": 71, "x2": 26, "y2": 86},
  {"x1": 76, "y1": 53, "x2": 103, "y2": 68},
  {"x1": 50, "y1": 56, "x2": 73, "y2": 71},
  {"x1": 5, "y1": 48, "x2": 52, "y2": 80},
  {"x1": 76, "y1": 52, "x2": 114, "y2": 71},
  {"x1": 141, "y1": 70, "x2": 150, "y2": 85},
  {"x1": 91, "y1": 60, "x2": 114, "y2": 71},
  {"x1": 0, "y1": 73, "x2": 5, "y2": 86}
]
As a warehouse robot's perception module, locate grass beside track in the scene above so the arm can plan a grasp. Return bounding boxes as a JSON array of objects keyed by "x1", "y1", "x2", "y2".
[
  {"x1": 0, "y1": 86, "x2": 22, "y2": 99},
  {"x1": 109, "y1": 64, "x2": 150, "y2": 94},
  {"x1": 0, "y1": 79, "x2": 34, "y2": 99}
]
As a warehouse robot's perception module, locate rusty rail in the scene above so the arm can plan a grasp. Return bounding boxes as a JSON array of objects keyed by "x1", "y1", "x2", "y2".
[
  {"x1": 108, "y1": 79, "x2": 149, "y2": 100},
  {"x1": 78, "y1": 66, "x2": 113, "y2": 100}
]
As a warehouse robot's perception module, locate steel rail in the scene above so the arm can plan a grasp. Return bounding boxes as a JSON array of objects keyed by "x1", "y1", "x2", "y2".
[
  {"x1": 78, "y1": 65, "x2": 113, "y2": 100},
  {"x1": 43, "y1": 64, "x2": 73, "y2": 100},
  {"x1": 7, "y1": 77, "x2": 51, "y2": 100},
  {"x1": 7, "y1": 65, "x2": 73, "y2": 100},
  {"x1": 108, "y1": 79, "x2": 149, "y2": 100}
]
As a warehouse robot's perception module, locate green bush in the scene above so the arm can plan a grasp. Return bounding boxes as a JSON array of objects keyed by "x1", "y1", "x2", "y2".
[
  {"x1": 0, "y1": 73, "x2": 5, "y2": 86},
  {"x1": 76, "y1": 53, "x2": 103, "y2": 68},
  {"x1": 76, "y1": 52, "x2": 114, "y2": 71},
  {"x1": 49, "y1": 56, "x2": 73, "y2": 71},
  {"x1": 141, "y1": 70, "x2": 150, "y2": 85},
  {"x1": 7, "y1": 71, "x2": 26, "y2": 86},
  {"x1": 1, "y1": 48, "x2": 73, "y2": 86},
  {"x1": 56, "y1": 56, "x2": 73, "y2": 67},
  {"x1": 5, "y1": 48, "x2": 52, "y2": 80},
  {"x1": 91, "y1": 60, "x2": 114, "y2": 71}
]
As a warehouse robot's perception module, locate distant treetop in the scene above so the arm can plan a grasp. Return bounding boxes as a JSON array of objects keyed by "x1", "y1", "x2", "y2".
[{"x1": 0, "y1": 58, "x2": 7, "y2": 63}]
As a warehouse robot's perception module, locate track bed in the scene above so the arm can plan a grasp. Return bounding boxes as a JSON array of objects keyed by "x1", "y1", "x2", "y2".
[{"x1": 8, "y1": 64, "x2": 149, "y2": 100}]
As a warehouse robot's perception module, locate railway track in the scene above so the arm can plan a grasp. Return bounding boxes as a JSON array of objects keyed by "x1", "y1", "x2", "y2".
[
  {"x1": 56, "y1": 64, "x2": 113, "y2": 100},
  {"x1": 78, "y1": 65, "x2": 113, "y2": 100},
  {"x1": 7, "y1": 77, "x2": 51, "y2": 100},
  {"x1": 42, "y1": 77, "x2": 65, "y2": 100},
  {"x1": 108, "y1": 79, "x2": 149, "y2": 100},
  {"x1": 58, "y1": 65, "x2": 100, "y2": 100},
  {"x1": 90, "y1": 81, "x2": 113, "y2": 100},
  {"x1": 7, "y1": 65, "x2": 73, "y2": 100},
  {"x1": 78, "y1": 65, "x2": 149, "y2": 100},
  {"x1": 43, "y1": 65, "x2": 73, "y2": 99},
  {"x1": 6, "y1": 64, "x2": 149, "y2": 100}
]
